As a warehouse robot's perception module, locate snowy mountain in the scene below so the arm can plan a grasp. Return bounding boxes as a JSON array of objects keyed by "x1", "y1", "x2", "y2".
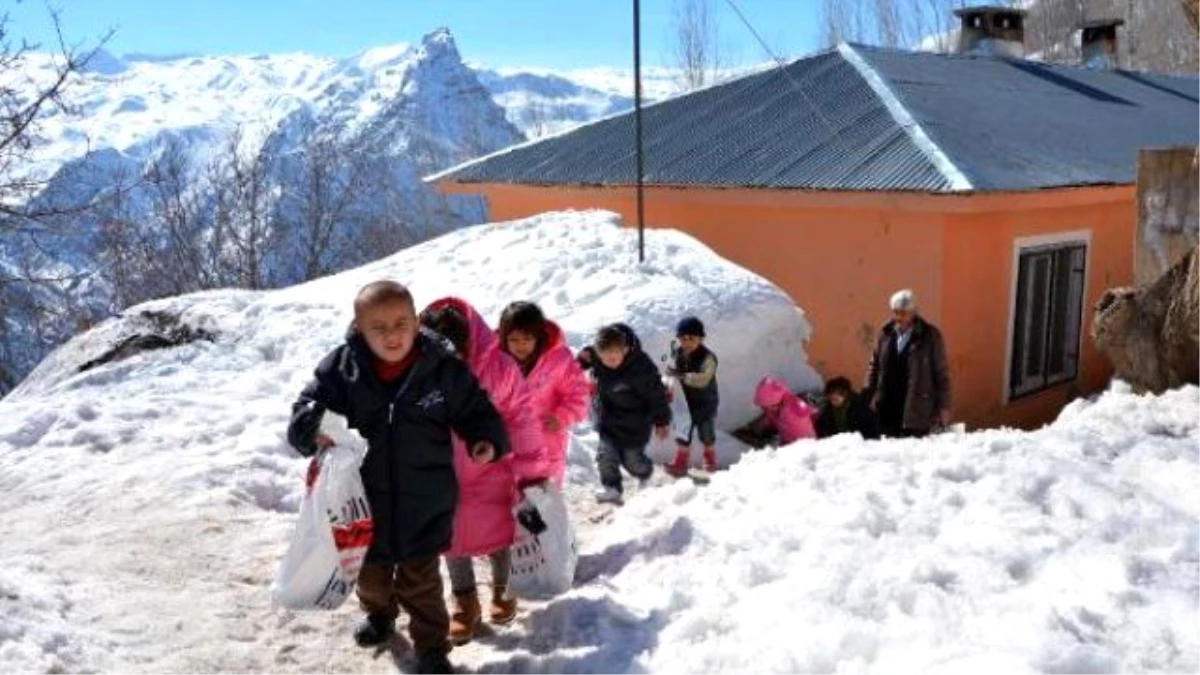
[
  {"x1": 473, "y1": 65, "x2": 690, "y2": 139},
  {"x1": 21, "y1": 40, "x2": 673, "y2": 187},
  {"x1": 2, "y1": 28, "x2": 528, "y2": 395},
  {"x1": 474, "y1": 69, "x2": 635, "y2": 139},
  {"x1": 2, "y1": 212, "x2": 1195, "y2": 673},
  {"x1": 24, "y1": 28, "x2": 522, "y2": 232}
]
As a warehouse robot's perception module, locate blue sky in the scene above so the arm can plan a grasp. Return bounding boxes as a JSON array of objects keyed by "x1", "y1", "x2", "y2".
[{"x1": 8, "y1": 0, "x2": 824, "y2": 70}]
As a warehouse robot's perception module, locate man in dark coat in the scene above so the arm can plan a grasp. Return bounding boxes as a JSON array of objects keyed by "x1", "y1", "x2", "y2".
[
  {"x1": 863, "y1": 289, "x2": 952, "y2": 438},
  {"x1": 288, "y1": 280, "x2": 508, "y2": 674}
]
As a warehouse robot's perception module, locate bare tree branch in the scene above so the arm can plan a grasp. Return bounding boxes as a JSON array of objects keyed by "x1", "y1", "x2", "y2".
[
  {"x1": 0, "y1": 10, "x2": 117, "y2": 228},
  {"x1": 671, "y1": 0, "x2": 723, "y2": 91}
]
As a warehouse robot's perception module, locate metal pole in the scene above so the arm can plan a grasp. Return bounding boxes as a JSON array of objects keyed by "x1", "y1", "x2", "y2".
[{"x1": 634, "y1": 0, "x2": 646, "y2": 263}]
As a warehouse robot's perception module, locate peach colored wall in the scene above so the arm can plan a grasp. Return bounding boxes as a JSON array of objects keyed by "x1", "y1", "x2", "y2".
[
  {"x1": 442, "y1": 181, "x2": 1134, "y2": 429},
  {"x1": 472, "y1": 184, "x2": 947, "y2": 391},
  {"x1": 942, "y1": 191, "x2": 1133, "y2": 429}
]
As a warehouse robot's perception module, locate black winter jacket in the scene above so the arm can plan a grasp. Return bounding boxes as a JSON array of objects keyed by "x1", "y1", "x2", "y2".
[
  {"x1": 592, "y1": 325, "x2": 672, "y2": 448},
  {"x1": 672, "y1": 343, "x2": 719, "y2": 422},
  {"x1": 814, "y1": 394, "x2": 880, "y2": 440},
  {"x1": 288, "y1": 331, "x2": 509, "y2": 565}
]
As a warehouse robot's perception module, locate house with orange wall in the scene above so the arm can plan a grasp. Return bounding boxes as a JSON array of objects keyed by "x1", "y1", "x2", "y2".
[{"x1": 433, "y1": 9, "x2": 1198, "y2": 430}]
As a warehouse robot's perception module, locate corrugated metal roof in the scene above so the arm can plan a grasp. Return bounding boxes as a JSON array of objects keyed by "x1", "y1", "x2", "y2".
[
  {"x1": 857, "y1": 47, "x2": 1199, "y2": 191},
  {"x1": 433, "y1": 44, "x2": 1198, "y2": 193}
]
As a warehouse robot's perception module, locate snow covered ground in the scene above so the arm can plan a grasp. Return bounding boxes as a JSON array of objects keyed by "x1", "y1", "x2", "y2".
[
  {"x1": 0, "y1": 211, "x2": 813, "y2": 672},
  {"x1": 1, "y1": 211, "x2": 1196, "y2": 673}
]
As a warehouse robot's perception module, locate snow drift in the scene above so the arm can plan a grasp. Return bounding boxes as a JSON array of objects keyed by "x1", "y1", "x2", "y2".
[{"x1": 565, "y1": 383, "x2": 1200, "y2": 674}]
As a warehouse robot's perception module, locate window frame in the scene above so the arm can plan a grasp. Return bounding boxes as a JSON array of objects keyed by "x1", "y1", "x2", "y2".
[{"x1": 1002, "y1": 231, "x2": 1091, "y2": 403}]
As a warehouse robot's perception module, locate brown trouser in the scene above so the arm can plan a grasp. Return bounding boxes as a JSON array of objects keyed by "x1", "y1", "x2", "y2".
[{"x1": 357, "y1": 558, "x2": 450, "y2": 655}]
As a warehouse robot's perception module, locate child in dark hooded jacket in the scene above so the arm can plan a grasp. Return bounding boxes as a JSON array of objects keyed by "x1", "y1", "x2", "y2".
[
  {"x1": 589, "y1": 323, "x2": 672, "y2": 504},
  {"x1": 287, "y1": 280, "x2": 508, "y2": 675}
]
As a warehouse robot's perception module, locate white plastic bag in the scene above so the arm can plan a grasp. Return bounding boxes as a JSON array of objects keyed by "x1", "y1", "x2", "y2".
[
  {"x1": 666, "y1": 376, "x2": 693, "y2": 443},
  {"x1": 650, "y1": 376, "x2": 694, "y2": 458},
  {"x1": 271, "y1": 414, "x2": 371, "y2": 610},
  {"x1": 509, "y1": 483, "x2": 577, "y2": 598}
]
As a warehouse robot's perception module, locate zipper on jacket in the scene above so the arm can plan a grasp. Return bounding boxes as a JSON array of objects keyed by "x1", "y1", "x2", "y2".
[{"x1": 386, "y1": 363, "x2": 419, "y2": 560}]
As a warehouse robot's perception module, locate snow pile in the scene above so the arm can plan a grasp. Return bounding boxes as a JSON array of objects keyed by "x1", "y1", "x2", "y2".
[
  {"x1": 0, "y1": 568, "x2": 107, "y2": 673},
  {"x1": 568, "y1": 384, "x2": 1199, "y2": 674},
  {"x1": 12, "y1": 210, "x2": 818, "y2": 429}
]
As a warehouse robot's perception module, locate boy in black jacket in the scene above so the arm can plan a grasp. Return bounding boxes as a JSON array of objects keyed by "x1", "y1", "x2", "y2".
[
  {"x1": 287, "y1": 280, "x2": 509, "y2": 674},
  {"x1": 814, "y1": 377, "x2": 880, "y2": 440},
  {"x1": 665, "y1": 316, "x2": 720, "y2": 474},
  {"x1": 590, "y1": 323, "x2": 672, "y2": 504}
]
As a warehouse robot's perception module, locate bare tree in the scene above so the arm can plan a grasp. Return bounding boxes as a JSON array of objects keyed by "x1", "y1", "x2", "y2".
[
  {"x1": 670, "y1": 0, "x2": 724, "y2": 91},
  {"x1": 521, "y1": 100, "x2": 552, "y2": 140},
  {"x1": 209, "y1": 127, "x2": 278, "y2": 290},
  {"x1": 0, "y1": 8, "x2": 119, "y2": 394},
  {"x1": 822, "y1": 0, "x2": 964, "y2": 50},
  {"x1": 140, "y1": 136, "x2": 217, "y2": 296},
  {"x1": 0, "y1": 10, "x2": 115, "y2": 229},
  {"x1": 269, "y1": 130, "x2": 376, "y2": 284},
  {"x1": 820, "y1": 0, "x2": 1197, "y2": 73}
]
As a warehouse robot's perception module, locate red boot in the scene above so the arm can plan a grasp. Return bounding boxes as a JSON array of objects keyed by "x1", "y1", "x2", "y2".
[
  {"x1": 666, "y1": 446, "x2": 690, "y2": 477},
  {"x1": 702, "y1": 447, "x2": 718, "y2": 473}
]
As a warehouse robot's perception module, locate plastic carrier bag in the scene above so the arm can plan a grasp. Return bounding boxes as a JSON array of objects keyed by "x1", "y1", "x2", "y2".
[
  {"x1": 509, "y1": 483, "x2": 577, "y2": 598},
  {"x1": 271, "y1": 414, "x2": 371, "y2": 610}
]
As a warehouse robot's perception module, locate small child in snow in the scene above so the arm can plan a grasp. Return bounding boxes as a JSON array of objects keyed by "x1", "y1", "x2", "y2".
[
  {"x1": 498, "y1": 301, "x2": 591, "y2": 487},
  {"x1": 665, "y1": 316, "x2": 720, "y2": 474},
  {"x1": 815, "y1": 377, "x2": 880, "y2": 440},
  {"x1": 286, "y1": 280, "x2": 509, "y2": 674},
  {"x1": 752, "y1": 376, "x2": 817, "y2": 446},
  {"x1": 590, "y1": 323, "x2": 672, "y2": 504}
]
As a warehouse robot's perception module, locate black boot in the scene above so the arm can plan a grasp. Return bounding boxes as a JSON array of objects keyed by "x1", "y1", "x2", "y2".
[
  {"x1": 353, "y1": 614, "x2": 395, "y2": 647},
  {"x1": 415, "y1": 649, "x2": 454, "y2": 674}
]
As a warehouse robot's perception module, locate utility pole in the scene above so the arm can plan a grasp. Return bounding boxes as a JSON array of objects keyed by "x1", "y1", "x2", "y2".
[{"x1": 634, "y1": 0, "x2": 646, "y2": 262}]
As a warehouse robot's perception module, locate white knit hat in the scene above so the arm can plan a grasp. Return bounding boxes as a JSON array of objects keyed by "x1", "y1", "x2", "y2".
[{"x1": 890, "y1": 289, "x2": 917, "y2": 311}]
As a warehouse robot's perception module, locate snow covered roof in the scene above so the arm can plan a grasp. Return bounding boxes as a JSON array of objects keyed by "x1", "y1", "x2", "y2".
[{"x1": 433, "y1": 43, "x2": 1199, "y2": 194}]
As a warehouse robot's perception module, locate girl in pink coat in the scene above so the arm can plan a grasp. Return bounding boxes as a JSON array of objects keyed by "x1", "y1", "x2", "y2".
[
  {"x1": 753, "y1": 376, "x2": 817, "y2": 445},
  {"x1": 419, "y1": 297, "x2": 549, "y2": 646},
  {"x1": 497, "y1": 301, "x2": 591, "y2": 488}
]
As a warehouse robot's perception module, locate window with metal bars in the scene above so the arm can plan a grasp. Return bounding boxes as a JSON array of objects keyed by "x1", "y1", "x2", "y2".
[{"x1": 1009, "y1": 243, "x2": 1087, "y2": 400}]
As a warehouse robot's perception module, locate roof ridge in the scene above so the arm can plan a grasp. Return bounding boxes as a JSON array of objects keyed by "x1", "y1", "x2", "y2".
[{"x1": 836, "y1": 43, "x2": 974, "y2": 192}]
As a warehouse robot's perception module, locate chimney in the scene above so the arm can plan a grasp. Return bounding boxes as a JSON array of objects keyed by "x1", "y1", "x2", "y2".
[
  {"x1": 1080, "y1": 18, "x2": 1125, "y2": 69},
  {"x1": 953, "y1": 5, "x2": 1028, "y2": 58}
]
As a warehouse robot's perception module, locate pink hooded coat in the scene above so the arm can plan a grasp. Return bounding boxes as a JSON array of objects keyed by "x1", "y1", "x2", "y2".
[
  {"x1": 426, "y1": 297, "x2": 550, "y2": 559},
  {"x1": 505, "y1": 320, "x2": 591, "y2": 487},
  {"x1": 753, "y1": 377, "x2": 817, "y2": 445}
]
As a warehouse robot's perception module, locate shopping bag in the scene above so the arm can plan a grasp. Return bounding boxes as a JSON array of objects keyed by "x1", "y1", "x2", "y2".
[
  {"x1": 270, "y1": 414, "x2": 371, "y2": 610},
  {"x1": 509, "y1": 483, "x2": 577, "y2": 598},
  {"x1": 666, "y1": 376, "x2": 693, "y2": 444}
]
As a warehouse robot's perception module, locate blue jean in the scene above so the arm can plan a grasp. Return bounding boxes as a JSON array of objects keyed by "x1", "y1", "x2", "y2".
[
  {"x1": 596, "y1": 438, "x2": 653, "y2": 493},
  {"x1": 679, "y1": 418, "x2": 717, "y2": 446}
]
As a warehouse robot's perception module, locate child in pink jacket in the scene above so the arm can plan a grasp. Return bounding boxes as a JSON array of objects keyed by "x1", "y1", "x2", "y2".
[
  {"x1": 753, "y1": 376, "x2": 817, "y2": 445},
  {"x1": 497, "y1": 301, "x2": 591, "y2": 488},
  {"x1": 419, "y1": 297, "x2": 550, "y2": 646}
]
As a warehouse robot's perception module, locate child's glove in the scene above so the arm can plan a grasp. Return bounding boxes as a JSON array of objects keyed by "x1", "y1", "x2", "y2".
[
  {"x1": 514, "y1": 494, "x2": 548, "y2": 535},
  {"x1": 291, "y1": 401, "x2": 326, "y2": 457}
]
